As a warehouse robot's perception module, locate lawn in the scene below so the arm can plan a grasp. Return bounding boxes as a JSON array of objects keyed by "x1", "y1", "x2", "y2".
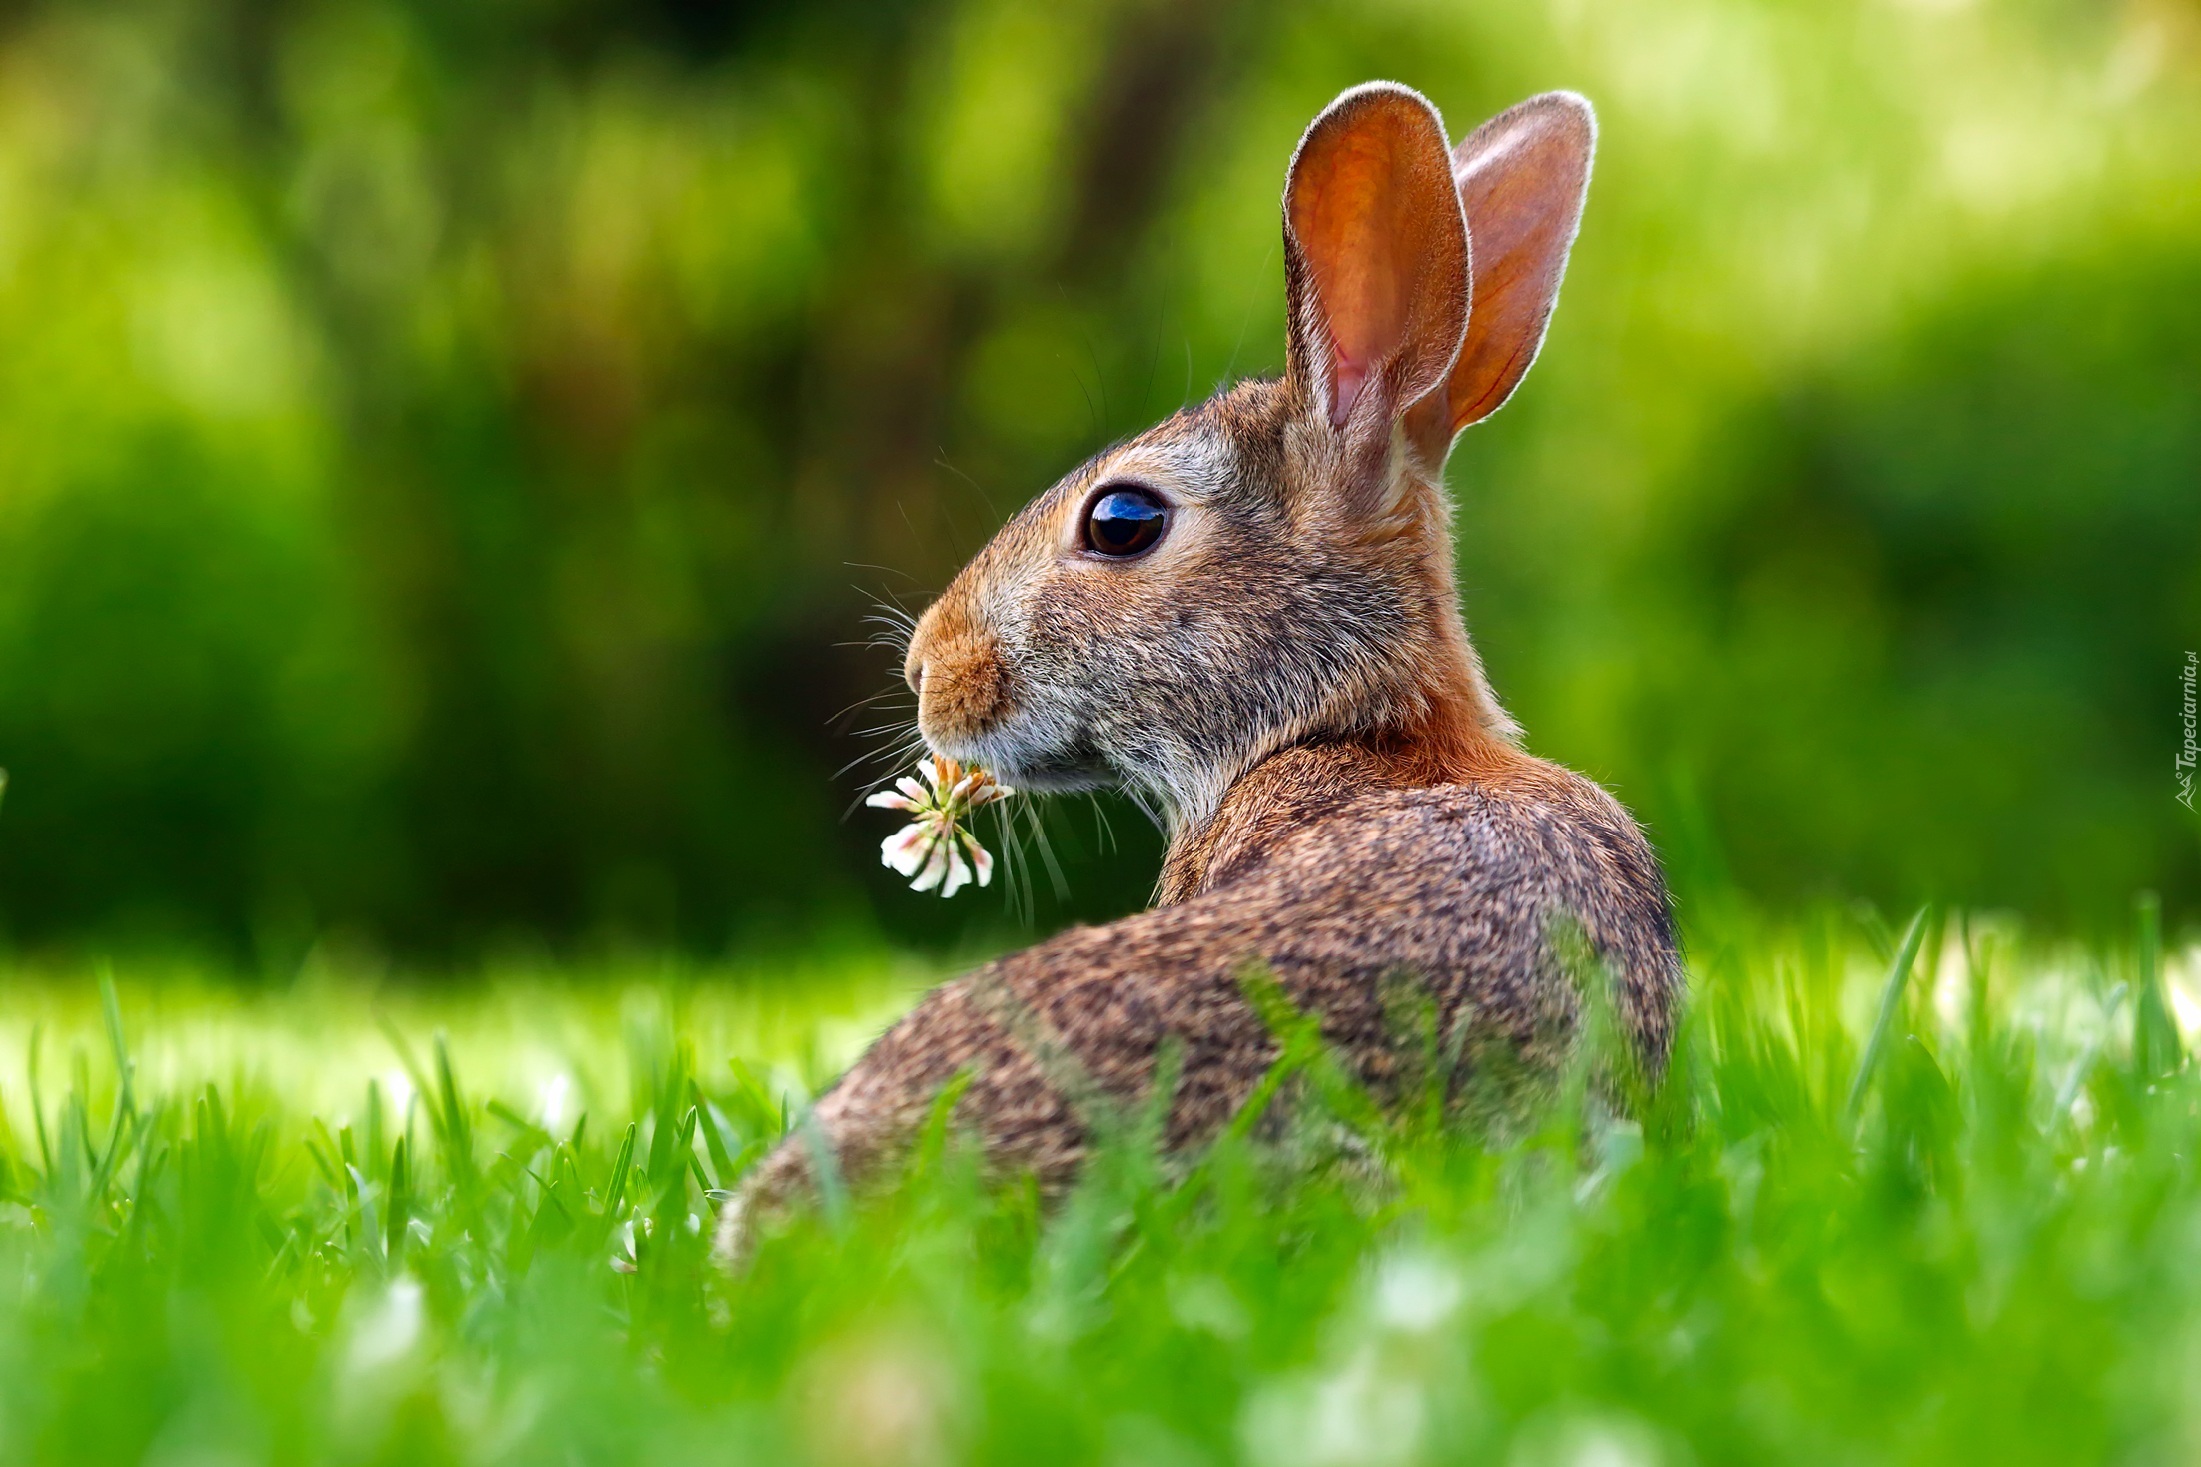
[{"x1": 2, "y1": 902, "x2": 2196, "y2": 1466}]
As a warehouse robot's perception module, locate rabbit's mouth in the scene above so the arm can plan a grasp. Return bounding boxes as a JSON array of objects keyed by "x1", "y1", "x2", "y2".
[
  {"x1": 913, "y1": 627, "x2": 1112, "y2": 791},
  {"x1": 995, "y1": 742, "x2": 1112, "y2": 794},
  {"x1": 926, "y1": 717, "x2": 1112, "y2": 796}
]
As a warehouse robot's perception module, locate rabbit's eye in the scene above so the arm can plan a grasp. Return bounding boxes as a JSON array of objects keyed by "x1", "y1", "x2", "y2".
[{"x1": 1083, "y1": 487, "x2": 1168, "y2": 559}]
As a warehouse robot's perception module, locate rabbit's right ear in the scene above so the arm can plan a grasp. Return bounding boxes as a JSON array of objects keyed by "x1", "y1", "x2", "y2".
[
  {"x1": 1435, "y1": 92, "x2": 1595, "y2": 434},
  {"x1": 1283, "y1": 84, "x2": 1470, "y2": 508}
]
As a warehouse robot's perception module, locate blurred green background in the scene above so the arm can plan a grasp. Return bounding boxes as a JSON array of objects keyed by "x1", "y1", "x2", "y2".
[{"x1": 0, "y1": 0, "x2": 2193, "y2": 965}]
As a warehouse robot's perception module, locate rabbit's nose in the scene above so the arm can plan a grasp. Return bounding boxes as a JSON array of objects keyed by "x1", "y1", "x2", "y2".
[{"x1": 904, "y1": 604, "x2": 939, "y2": 694}]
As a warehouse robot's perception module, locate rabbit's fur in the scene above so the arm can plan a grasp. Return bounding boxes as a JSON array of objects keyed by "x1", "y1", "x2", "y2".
[{"x1": 717, "y1": 84, "x2": 1681, "y2": 1260}]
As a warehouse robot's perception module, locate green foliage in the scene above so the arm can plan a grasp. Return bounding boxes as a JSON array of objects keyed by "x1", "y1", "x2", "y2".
[
  {"x1": 1638, "y1": 249, "x2": 2201, "y2": 915},
  {"x1": 1, "y1": 908, "x2": 2199, "y2": 1463},
  {"x1": 0, "y1": 0, "x2": 2192, "y2": 954}
]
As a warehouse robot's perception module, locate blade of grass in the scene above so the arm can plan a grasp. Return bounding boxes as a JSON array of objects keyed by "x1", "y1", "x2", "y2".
[
  {"x1": 385, "y1": 1136, "x2": 410, "y2": 1265},
  {"x1": 26, "y1": 1024, "x2": 51, "y2": 1178},
  {"x1": 2135, "y1": 891, "x2": 2180, "y2": 1080},
  {"x1": 98, "y1": 967, "x2": 136, "y2": 1126},
  {"x1": 603, "y1": 1121, "x2": 639, "y2": 1220},
  {"x1": 1844, "y1": 905, "x2": 1932, "y2": 1130}
]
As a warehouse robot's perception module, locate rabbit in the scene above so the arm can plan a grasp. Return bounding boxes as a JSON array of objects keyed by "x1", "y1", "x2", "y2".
[{"x1": 717, "y1": 83, "x2": 1681, "y2": 1263}]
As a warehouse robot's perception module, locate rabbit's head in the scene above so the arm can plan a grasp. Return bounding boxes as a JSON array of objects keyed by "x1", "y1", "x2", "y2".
[{"x1": 904, "y1": 85, "x2": 1594, "y2": 830}]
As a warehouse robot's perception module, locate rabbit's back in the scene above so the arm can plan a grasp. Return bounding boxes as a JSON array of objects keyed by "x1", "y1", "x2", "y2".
[{"x1": 1023, "y1": 748, "x2": 1680, "y2": 1137}]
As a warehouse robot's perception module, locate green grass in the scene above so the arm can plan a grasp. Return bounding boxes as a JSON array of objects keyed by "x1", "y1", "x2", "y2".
[{"x1": 1, "y1": 904, "x2": 2197, "y2": 1466}]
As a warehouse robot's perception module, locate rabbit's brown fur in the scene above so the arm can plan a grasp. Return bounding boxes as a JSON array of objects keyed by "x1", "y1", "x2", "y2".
[{"x1": 717, "y1": 84, "x2": 1681, "y2": 1260}]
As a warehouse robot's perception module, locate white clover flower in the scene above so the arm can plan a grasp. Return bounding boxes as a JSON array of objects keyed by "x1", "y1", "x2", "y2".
[{"x1": 867, "y1": 756, "x2": 1014, "y2": 898}]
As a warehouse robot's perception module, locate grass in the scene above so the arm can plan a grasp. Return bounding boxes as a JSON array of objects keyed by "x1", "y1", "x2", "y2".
[{"x1": 1, "y1": 903, "x2": 2197, "y2": 1466}]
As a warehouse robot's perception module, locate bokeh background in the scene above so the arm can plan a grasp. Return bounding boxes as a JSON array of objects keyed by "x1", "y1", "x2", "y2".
[{"x1": 0, "y1": 0, "x2": 2193, "y2": 967}]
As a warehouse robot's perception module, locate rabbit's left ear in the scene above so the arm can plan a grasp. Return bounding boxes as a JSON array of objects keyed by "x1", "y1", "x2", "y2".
[{"x1": 1283, "y1": 84, "x2": 1470, "y2": 499}]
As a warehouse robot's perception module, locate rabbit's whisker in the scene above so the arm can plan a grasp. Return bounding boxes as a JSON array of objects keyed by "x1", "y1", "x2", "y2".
[
  {"x1": 839, "y1": 742, "x2": 926, "y2": 790},
  {"x1": 1019, "y1": 797, "x2": 1069, "y2": 903},
  {"x1": 826, "y1": 688, "x2": 913, "y2": 729},
  {"x1": 843, "y1": 563, "x2": 921, "y2": 585},
  {"x1": 1085, "y1": 791, "x2": 1119, "y2": 857},
  {"x1": 836, "y1": 727, "x2": 928, "y2": 790},
  {"x1": 986, "y1": 801, "x2": 1035, "y2": 926}
]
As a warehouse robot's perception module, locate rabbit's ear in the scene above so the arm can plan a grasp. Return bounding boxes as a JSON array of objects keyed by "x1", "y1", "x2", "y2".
[
  {"x1": 1283, "y1": 84, "x2": 1470, "y2": 477},
  {"x1": 1440, "y1": 92, "x2": 1594, "y2": 433}
]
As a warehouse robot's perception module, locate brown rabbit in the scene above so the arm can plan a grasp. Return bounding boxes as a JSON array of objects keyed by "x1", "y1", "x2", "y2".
[{"x1": 718, "y1": 83, "x2": 1681, "y2": 1260}]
